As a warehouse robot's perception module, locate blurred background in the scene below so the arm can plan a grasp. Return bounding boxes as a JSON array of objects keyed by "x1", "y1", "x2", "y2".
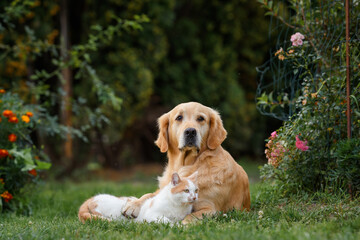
[{"x1": 0, "y1": 0, "x2": 281, "y2": 178}]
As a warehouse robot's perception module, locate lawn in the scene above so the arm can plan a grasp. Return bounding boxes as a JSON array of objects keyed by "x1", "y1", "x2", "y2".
[{"x1": 1, "y1": 161, "x2": 360, "y2": 240}]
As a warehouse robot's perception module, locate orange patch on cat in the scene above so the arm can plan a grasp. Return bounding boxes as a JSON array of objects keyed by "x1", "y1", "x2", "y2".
[
  {"x1": 149, "y1": 199, "x2": 154, "y2": 208},
  {"x1": 171, "y1": 180, "x2": 189, "y2": 194}
]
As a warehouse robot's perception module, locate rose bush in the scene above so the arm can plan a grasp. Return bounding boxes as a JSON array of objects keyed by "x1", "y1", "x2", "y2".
[
  {"x1": 260, "y1": 32, "x2": 360, "y2": 195},
  {"x1": 0, "y1": 89, "x2": 51, "y2": 213}
]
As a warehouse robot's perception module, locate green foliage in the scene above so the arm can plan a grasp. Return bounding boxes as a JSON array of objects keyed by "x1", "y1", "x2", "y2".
[
  {"x1": 0, "y1": 91, "x2": 51, "y2": 214},
  {"x1": 261, "y1": 72, "x2": 360, "y2": 194},
  {"x1": 0, "y1": 0, "x2": 151, "y2": 211},
  {"x1": 258, "y1": 0, "x2": 360, "y2": 195},
  {"x1": 333, "y1": 138, "x2": 360, "y2": 194},
  {"x1": 0, "y1": 0, "x2": 150, "y2": 165}
]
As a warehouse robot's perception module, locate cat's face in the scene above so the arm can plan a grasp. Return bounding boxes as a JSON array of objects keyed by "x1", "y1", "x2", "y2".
[{"x1": 170, "y1": 172, "x2": 199, "y2": 205}]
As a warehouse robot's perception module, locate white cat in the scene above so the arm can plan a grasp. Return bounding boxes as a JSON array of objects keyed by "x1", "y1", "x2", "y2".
[{"x1": 78, "y1": 172, "x2": 198, "y2": 224}]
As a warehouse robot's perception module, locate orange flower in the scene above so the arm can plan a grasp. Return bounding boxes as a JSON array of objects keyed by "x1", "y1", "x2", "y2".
[
  {"x1": 1, "y1": 191, "x2": 13, "y2": 202},
  {"x1": 28, "y1": 169, "x2": 37, "y2": 177},
  {"x1": 2, "y1": 110, "x2": 14, "y2": 118},
  {"x1": 0, "y1": 89, "x2": 5, "y2": 93},
  {"x1": 0, "y1": 117, "x2": 2, "y2": 123},
  {"x1": 274, "y1": 48, "x2": 283, "y2": 56},
  {"x1": 21, "y1": 115, "x2": 30, "y2": 123},
  {"x1": 0, "y1": 178, "x2": 4, "y2": 184},
  {"x1": 0, "y1": 149, "x2": 9, "y2": 158},
  {"x1": 8, "y1": 116, "x2": 19, "y2": 123},
  {"x1": 8, "y1": 133, "x2": 17, "y2": 142},
  {"x1": 26, "y1": 111, "x2": 33, "y2": 117}
]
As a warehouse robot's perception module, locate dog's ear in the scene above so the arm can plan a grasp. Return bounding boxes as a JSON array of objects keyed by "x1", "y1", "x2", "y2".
[
  {"x1": 187, "y1": 171, "x2": 198, "y2": 183},
  {"x1": 155, "y1": 112, "x2": 169, "y2": 153},
  {"x1": 207, "y1": 109, "x2": 227, "y2": 150}
]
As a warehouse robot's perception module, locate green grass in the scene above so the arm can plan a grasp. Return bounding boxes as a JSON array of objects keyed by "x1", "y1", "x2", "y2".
[{"x1": 1, "y1": 163, "x2": 360, "y2": 240}]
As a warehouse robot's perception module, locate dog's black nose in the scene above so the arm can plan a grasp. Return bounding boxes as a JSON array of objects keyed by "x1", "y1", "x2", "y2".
[{"x1": 185, "y1": 128, "x2": 197, "y2": 138}]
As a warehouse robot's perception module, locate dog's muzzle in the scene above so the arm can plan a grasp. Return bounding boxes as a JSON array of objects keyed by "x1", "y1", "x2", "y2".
[{"x1": 184, "y1": 128, "x2": 197, "y2": 147}]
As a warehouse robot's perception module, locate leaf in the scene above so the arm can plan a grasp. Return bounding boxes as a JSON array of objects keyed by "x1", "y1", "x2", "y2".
[
  {"x1": 35, "y1": 160, "x2": 52, "y2": 170},
  {"x1": 355, "y1": 110, "x2": 360, "y2": 117},
  {"x1": 268, "y1": 1, "x2": 273, "y2": 9},
  {"x1": 9, "y1": 148, "x2": 36, "y2": 171},
  {"x1": 257, "y1": 92, "x2": 269, "y2": 105},
  {"x1": 268, "y1": 91, "x2": 274, "y2": 103}
]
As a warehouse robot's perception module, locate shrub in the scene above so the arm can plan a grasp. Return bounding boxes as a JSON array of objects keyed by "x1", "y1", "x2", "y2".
[
  {"x1": 0, "y1": 90, "x2": 51, "y2": 213},
  {"x1": 260, "y1": 38, "x2": 360, "y2": 195},
  {"x1": 258, "y1": 0, "x2": 360, "y2": 196}
]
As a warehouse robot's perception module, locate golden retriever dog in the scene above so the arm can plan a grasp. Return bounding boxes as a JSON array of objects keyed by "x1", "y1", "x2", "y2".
[{"x1": 123, "y1": 102, "x2": 250, "y2": 224}]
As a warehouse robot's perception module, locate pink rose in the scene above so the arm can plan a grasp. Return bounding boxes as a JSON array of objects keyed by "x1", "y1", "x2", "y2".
[
  {"x1": 271, "y1": 131, "x2": 278, "y2": 138},
  {"x1": 295, "y1": 135, "x2": 309, "y2": 151},
  {"x1": 290, "y1": 32, "x2": 305, "y2": 47}
]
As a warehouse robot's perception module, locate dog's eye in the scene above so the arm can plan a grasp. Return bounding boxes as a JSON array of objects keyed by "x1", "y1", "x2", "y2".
[
  {"x1": 197, "y1": 116, "x2": 205, "y2": 122},
  {"x1": 184, "y1": 189, "x2": 189, "y2": 193},
  {"x1": 175, "y1": 115, "x2": 183, "y2": 121}
]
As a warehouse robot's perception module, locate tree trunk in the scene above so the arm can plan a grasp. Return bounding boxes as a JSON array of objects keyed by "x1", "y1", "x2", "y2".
[{"x1": 60, "y1": 0, "x2": 73, "y2": 166}]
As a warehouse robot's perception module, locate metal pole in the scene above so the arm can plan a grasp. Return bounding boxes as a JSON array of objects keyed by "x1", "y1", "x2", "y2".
[
  {"x1": 345, "y1": 0, "x2": 351, "y2": 139},
  {"x1": 345, "y1": 0, "x2": 353, "y2": 199}
]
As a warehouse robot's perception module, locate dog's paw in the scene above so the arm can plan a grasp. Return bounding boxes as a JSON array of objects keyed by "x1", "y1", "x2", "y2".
[
  {"x1": 122, "y1": 199, "x2": 141, "y2": 218},
  {"x1": 181, "y1": 214, "x2": 199, "y2": 225}
]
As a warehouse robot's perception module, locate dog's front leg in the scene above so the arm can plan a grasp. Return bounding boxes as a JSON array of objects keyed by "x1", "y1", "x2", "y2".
[
  {"x1": 122, "y1": 190, "x2": 160, "y2": 218},
  {"x1": 182, "y1": 199, "x2": 217, "y2": 224}
]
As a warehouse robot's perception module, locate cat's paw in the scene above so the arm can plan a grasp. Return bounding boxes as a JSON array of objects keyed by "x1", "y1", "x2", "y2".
[{"x1": 122, "y1": 199, "x2": 141, "y2": 218}]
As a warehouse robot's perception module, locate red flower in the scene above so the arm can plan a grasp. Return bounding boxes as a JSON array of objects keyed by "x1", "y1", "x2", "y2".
[
  {"x1": 295, "y1": 135, "x2": 309, "y2": 151},
  {"x1": 28, "y1": 169, "x2": 37, "y2": 177},
  {"x1": 26, "y1": 111, "x2": 33, "y2": 117},
  {"x1": 0, "y1": 149, "x2": 9, "y2": 158},
  {"x1": 8, "y1": 116, "x2": 18, "y2": 123},
  {"x1": 1, "y1": 191, "x2": 13, "y2": 202},
  {"x1": 2, "y1": 110, "x2": 14, "y2": 118},
  {"x1": 8, "y1": 133, "x2": 17, "y2": 142}
]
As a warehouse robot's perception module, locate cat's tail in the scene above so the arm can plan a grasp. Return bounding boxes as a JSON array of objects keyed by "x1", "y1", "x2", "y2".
[{"x1": 78, "y1": 197, "x2": 102, "y2": 223}]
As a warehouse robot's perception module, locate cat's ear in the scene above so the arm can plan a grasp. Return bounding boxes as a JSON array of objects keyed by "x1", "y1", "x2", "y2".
[
  {"x1": 171, "y1": 172, "x2": 181, "y2": 186},
  {"x1": 187, "y1": 171, "x2": 198, "y2": 183}
]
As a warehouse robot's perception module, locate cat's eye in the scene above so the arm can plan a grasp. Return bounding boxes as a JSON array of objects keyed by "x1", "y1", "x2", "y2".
[
  {"x1": 184, "y1": 189, "x2": 189, "y2": 193},
  {"x1": 175, "y1": 115, "x2": 183, "y2": 121},
  {"x1": 197, "y1": 116, "x2": 205, "y2": 122},
  {"x1": 195, "y1": 189, "x2": 199, "y2": 193}
]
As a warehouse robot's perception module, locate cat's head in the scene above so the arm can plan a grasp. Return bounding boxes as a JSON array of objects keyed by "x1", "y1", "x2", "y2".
[{"x1": 170, "y1": 172, "x2": 199, "y2": 205}]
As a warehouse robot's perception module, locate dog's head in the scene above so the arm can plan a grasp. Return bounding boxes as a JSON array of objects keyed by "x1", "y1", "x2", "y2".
[{"x1": 155, "y1": 102, "x2": 227, "y2": 153}]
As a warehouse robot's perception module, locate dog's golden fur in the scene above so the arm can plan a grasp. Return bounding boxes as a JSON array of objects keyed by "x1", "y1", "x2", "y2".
[{"x1": 123, "y1": 102, "x2": 250, "y2": 223}]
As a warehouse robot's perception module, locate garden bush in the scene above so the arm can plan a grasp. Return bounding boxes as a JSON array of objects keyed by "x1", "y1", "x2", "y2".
[
  {"x1": 258, "y1": 0, "x2": 360, "y2": 195},
  {"x1": 0, "y1": 90, "x2": 51, "y2": 213}
]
